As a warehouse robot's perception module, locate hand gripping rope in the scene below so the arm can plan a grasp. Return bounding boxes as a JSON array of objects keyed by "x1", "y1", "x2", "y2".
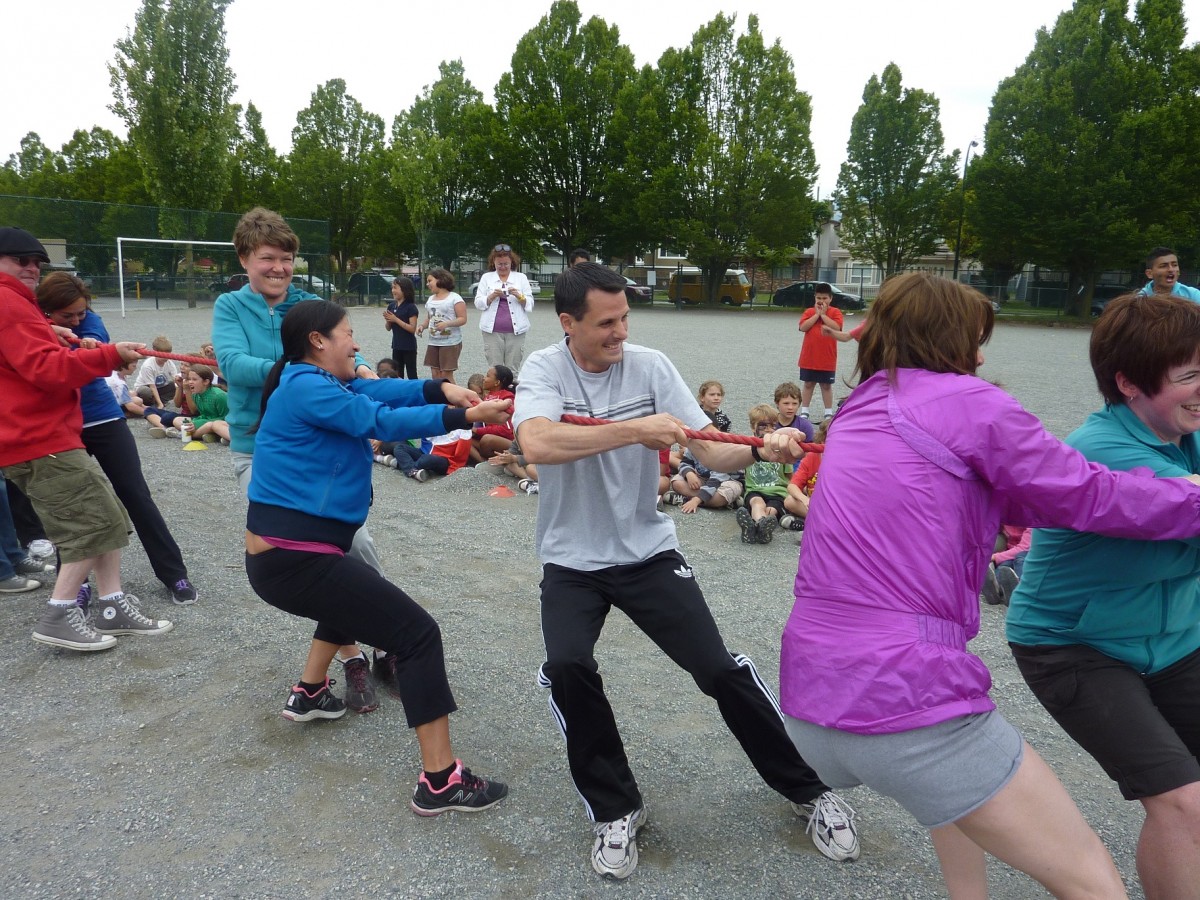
[
  {"x1": 65, "y1": 335, "x2": 216, "y2": 368},
  {"x1": 559, "y1": 414, "x2": 825, "y2": 453}
]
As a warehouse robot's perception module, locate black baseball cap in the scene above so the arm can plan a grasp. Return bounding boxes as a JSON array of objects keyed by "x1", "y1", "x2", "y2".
[{"x1": 0, "y1": 227, "x2": 49, "y2": 263}]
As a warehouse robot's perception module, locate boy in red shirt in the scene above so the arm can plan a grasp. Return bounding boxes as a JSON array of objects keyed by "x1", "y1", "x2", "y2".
[{"x1": 797, "y1": 283, "x2": 843, "y2": 420}]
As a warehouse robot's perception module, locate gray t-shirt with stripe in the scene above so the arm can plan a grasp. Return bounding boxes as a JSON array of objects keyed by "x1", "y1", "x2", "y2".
[{"x1": 513, "y1": 339, "x2": 712, "y2": 570}]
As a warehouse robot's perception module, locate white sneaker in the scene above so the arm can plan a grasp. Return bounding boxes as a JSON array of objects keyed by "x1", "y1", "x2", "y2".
[
  {"x1": 27, "y1": 539, "x2": 55, "y2": 560},
  {"x1": 591, "y1": 806, "x2": 647, "y2": 880},
  {"x1": 793, "y1": 791, "x2": 859, "y2": 861}
]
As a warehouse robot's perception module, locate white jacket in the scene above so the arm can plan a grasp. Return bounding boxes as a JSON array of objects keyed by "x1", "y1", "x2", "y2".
[{"x1": 474, "y1": 271, "x2": 534, "y2": 335}]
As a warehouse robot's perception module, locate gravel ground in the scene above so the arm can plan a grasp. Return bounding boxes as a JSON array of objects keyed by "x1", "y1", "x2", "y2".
[{"x1": 1, "y1": 296, "x2": 1141, "y2": 899}]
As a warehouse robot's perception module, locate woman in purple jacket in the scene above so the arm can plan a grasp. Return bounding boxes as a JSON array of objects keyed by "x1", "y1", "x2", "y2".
[{"x1": 771, "y1": 273, "x2": 1200, "y2": 898}]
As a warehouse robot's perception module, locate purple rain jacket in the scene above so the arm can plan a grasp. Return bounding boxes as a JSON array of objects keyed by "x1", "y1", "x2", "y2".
[{"x1": 780, "y1": 368, "x2": 1200, "y2": 734}]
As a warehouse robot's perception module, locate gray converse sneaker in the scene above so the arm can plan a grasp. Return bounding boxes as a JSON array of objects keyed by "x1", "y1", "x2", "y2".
[
  {"x1": 592, "y1": 806, "x2": 647, "y2": 880},
  {"x1": 32, "y1": 604, "x2": 117, "y2": 651},
  {"x1": 0, "y1": 574, "x2": 40, "y2": 594},
  {"x1": 93, "y1": 594, "x2": 173, "y2": 636},
  {"x1": 15, "y1": 556, "x2": 55, "y2": 577}
]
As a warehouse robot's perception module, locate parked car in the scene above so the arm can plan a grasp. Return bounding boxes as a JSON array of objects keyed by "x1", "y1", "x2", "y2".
[
  {"x1": 466, "y1": 277, "x2": 542, "y2": 297},
  {"x1": 347, "y1": 271, "x2": 395, "y2": 297},
  {"x1": 1090, "y1": 283, "x2": 1137, "y2": 317},
  {"x1": 208, "y1": 273, "x2": 249, "y2": 293},
  {"x1": 292, "y1": 275, "x2": 335, "y2": 294},
  {"x1": 622, "y1": 275, "x2": 652, "y2": 304},
  {"x1": 667, "y1": 269, "x2": 755, "y2": 306},
  {"x1": 771, "y1": 281, "x2": 864, "y2": 311}
]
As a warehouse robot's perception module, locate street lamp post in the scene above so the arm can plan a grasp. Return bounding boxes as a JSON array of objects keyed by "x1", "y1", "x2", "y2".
[{"x1": 951, "y1": 140, "x2": 978, "y2": 281}]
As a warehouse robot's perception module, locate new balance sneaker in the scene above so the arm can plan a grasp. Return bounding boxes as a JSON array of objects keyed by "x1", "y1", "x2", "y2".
[
  {"x1": 372, "y1": 652, "x2": 403, "y2": 699},
  {"x1": 736, "y1": 507, "x2": 758, "y2": 544},
  {"x1": 662, "y1": 490, "x2": 685, "y2": 506},
  {"x1": 92, "y1": 594, "x2": 173, "y2": 636},
  {"x1": 980, "y1": 563, "x2": 1004, "y2": 606},
  {"x1": 591, "y1": 807, "x2": 647, "y2": 880},
  {"x1": 0, "y1": 574, "x2": 40, "y2": 594},
  {"x1": 411, "y1": 469, "x2": 430, "y2": 483},
  {"x1": 996, "y1": 566, "x2": 1019, "y2": 605},
  {"x1": 757, "y1": 515, "x2": 778, "y2": 545},
  {"x1": 793, "y1": 791, "x2": 859, "y2": 862},
  {"x1": 27, "y1": 539, "x2": 55, "y2": 560},
  {"x1": 340, "y1": 655, "x2": 379, "y2": 713},
  {"x1": 170, "y1": 578, "x2": 198, "y2": 606},
  {"x1": 282, "y1": 678, "x2": 347, "y2": 722},
  {"x1": 15, "y1": 556, "x2": 55, "y2": 577},
  {"x1": 32, "y1": 603, "x2": 117, "y2": 651},
  {"x1": 410, "y1": 760, "x2": 508, "y2": 816}
]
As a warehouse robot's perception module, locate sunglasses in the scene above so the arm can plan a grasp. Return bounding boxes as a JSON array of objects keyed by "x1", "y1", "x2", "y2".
[
  {"x1": 5, "y1": 255, "x2": 44, "y2": 268},
  {"x1": 493, "y1": 244, "x2": 512, "y2": 253}
]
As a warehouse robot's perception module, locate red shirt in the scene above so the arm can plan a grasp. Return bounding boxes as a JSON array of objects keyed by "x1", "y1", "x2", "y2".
[
  {"x1": 0, "y1": 274, "x2": 123, "y2": 466},
  {"x1": 790, "y1": 450, "x2": 822, "y2": 496},
  {"x1": 798, "y1": 307, "x2": 843, "y2": 371}
]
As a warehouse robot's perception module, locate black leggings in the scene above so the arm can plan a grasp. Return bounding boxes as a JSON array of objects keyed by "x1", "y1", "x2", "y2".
[
  {"x1": 246, "y1": 547, "x2": 456, "y2": 728},
  {"x1": 394, "y1": 350, "x2": 418, "y2": 379}
]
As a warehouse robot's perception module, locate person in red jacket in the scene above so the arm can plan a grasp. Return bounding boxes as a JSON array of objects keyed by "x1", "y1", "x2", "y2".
[{"x1": 0, "y1": 227, "x2": 172, "y2": 652}]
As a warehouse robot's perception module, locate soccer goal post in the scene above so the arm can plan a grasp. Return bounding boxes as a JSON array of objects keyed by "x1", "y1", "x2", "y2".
[{"x1": 115, "y1": 236, "x2": 237, "y2": 318}]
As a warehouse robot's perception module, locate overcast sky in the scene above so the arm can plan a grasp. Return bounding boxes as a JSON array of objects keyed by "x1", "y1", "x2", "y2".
[{"x1": 9, "y1": 0, "x2": 1198, "y2": 195}]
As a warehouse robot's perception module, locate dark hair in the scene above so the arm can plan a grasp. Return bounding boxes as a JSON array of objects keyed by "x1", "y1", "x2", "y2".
[
  {"x1": 189, "y1": 363, "x2": 215, "y2": 384},
  {"x1": 491, "y1": 364, "x2": 516, "y2": 392},
  {"x1": 376, "y1": 357, "x2": 399, "y2": 374},
  {"x1": 813, "y1": 282, "x2": 833, "y2": 297},
  {"x1": 569, "y1": 248, "x2": 591, "y2": 265},
  {"x1": 856, "y1": 272, "x2": 993, "y2": 383},
  {"x1": 554, "y1": 261, "x2": 627, "y2": 319},
  {"x1": 1146, "y1": 246, "x2": 1177, "y2": 269},
  {"x1": 36, "y1": 271, "x2": 91, "y2": 312},
  {"x1": 428, "y1": 267, "x2": 455, "y2": 291},
  {"x1": 253, "y1": 299, "x2": 347, "y2": 431},
  {"x1": 393, "y1": 276, "x2": 414, "y2": 302},
  {"x1": 1090, "y1": 292, "x2": 1200, "y2": 406}
]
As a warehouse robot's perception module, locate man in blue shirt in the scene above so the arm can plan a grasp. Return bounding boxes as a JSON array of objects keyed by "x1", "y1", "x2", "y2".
[{"x1": 1140, "y1": 246, "x2": 1200, "y2": 301}]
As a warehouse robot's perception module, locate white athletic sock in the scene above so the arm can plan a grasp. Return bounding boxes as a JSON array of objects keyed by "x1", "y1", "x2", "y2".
[
  {"x1": 49, "y1": 599, "x2": 76, "y2": 608},
  {"x1": 99, "y1": 591, "x2": 123, "y2": 604}
]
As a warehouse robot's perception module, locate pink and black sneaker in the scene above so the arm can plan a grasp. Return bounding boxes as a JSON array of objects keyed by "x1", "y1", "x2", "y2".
[{"x1": 411, "y1": 760, "x2": 508, "y2": 816}]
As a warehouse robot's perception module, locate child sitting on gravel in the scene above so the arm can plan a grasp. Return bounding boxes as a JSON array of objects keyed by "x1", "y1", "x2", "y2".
[
  {"x1": 388, "y1": 428, "x2": 474, "y2": 482},
  {"x1": 470, "y1": 365, "x2": 516, "y2": 462},
  {"x1": 736, "y1": 405, "x2": 792, "y2": 544},
  {"x1": 133, "y1": 335, "x2": 181, "y2": 407},
  {"x1": 665, "y1": 448, "x2": 742, "y2": 514},
  {"x1": 780, "y1": 419, "x2": 829, "y2": 532},
  {"x1": 697, "y1": 380, "x2": 732, "y2": 432},
  {"x1": 183, "y1": 365, "x2": 230, "y2": 444}
]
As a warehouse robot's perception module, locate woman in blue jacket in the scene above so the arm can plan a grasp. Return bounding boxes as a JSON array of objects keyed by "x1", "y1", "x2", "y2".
[
  {"x1": 1008, "y1": 292, "x2": 1200, "y2": 899},
  {"x1": 245, "y1": 299, "x2": 511, "y2": 816}
]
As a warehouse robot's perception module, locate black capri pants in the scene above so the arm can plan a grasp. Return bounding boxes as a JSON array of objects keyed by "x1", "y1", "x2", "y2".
[{"x1": 246, "y1": 547, "x2": 457, "y2": 728}]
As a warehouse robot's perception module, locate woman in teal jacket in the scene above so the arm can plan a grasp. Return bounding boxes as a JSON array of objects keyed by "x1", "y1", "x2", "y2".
[{"x1": 1008, "y1": 292, "x2": 1200, "y2": 899}]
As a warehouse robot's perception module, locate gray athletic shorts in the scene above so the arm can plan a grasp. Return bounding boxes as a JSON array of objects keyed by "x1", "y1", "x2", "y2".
[{"x1": 784, "y1": 710, "x2": 1024, "y2": 828}]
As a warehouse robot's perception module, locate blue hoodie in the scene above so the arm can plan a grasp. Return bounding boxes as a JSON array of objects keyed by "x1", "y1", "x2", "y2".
[
  {"x1": 212, "y1": 283, "x2": 369, "y2": 453},
  {"x1": 247, "y1": 365, "x2": 468, "y2": 549}
]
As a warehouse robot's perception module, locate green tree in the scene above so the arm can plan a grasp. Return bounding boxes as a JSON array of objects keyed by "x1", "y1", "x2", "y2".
[
  {"x1": 628, "y1": 14, "x2": 818, "y2": 304},
  {"x1": 493, "y1": 0, "x2": 637, "y2": 257},
  {"x1": 109, "y1": 0, "x2": 238, "y2": 304},
  {"x1": 283, "y1": 79, "x2": 386, "y2": 282},
  {"x1": 225, "y1": 103, "x2": 281, "y2": 213},
  {"x1": 834, "y1": 63, "x2": 958, "y2": 278},
  {"x1": 970, "y1": 0, "x2": 1200, "y2": 313},
  {"x1": 392, "y1": 60, "x2": 500, "y2": 269}
]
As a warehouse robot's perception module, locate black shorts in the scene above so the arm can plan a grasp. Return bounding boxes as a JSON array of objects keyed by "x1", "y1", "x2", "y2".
[
  {"x1": 798, "y1": 368, "x2": 835, "y2": 385},
  {"x1": 745, "y1": 492, "x2": 785, "y2": 515},
  {"x1": 1011, "y1": 641, "x2": 1200, "y2": 800}
]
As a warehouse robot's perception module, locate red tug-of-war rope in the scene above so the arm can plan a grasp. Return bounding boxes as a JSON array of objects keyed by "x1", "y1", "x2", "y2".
[
  {"x1": 560, "y1": 413, "x2": 825, "y2": 454},
  {"x1": 65, "y1": 335, "x2": 213, "y2": 368}
]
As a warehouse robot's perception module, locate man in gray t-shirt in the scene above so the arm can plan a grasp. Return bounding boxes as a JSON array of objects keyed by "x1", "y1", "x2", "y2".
[{"x1": 513, "y1": 264, "x2": 861, "y2": 880}]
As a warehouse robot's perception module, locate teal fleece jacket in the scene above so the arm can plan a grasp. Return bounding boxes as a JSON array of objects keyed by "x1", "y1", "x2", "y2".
[
  {"x1": 212, "y1": 284, "x2": 369, "y2": 453},
  {"x1": 1006, "y1": 402, "x2": 1200, "y2": 673}
]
